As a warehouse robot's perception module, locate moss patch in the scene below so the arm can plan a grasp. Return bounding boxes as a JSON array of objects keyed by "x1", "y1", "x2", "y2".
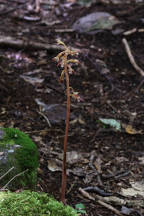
[
  {"x1": 0, "y1": 190, "x2": 78, "y2": 216},
  {"x1": 0, "y1": 128, "x2": 39, "y2": 189},
  {"x1": 1, "y1": 128, "x2": 38, "y2": 170}
]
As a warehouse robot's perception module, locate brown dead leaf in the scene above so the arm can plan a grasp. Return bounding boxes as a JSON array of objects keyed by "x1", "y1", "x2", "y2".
[{"x1": 122, "y1": 124, "x2": 143, "y2": 135}]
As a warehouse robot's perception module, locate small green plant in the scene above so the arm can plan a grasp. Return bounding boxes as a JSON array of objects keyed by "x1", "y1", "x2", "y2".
[
  {"x1": 99, "y1": 118, "x2": 121, "y2": 131},
  {"x1": 54, "y1": 40, "x2": 80, "y2": 204},
  {"x1": 75, "y1": 203, "x2": 87, "y2": 214}
]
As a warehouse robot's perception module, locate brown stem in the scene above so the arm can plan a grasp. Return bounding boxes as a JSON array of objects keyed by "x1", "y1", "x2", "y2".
[{"x1": 61, "y1": 54, "x2": 70, "y2": 204}]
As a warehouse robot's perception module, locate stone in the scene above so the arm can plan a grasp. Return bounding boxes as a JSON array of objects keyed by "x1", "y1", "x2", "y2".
[{"x1": 72, "y1": 12, "x2": 120, "y2": 34}]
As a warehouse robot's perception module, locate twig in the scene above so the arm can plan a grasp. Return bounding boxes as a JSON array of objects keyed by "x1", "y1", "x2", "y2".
[
  {"x1": 80, "y1": 187, "x2": 144, "y2": 208},
  {"x1": 37, "y1": 111, "x2": 51, "y2": 127},
  {"x1": 2, "y1": 169, "x2": 28, "y2": 189},
  {"x1": 0, "y1": 36, "x2": 64, "y2": 51},
  {"x1": 99, "y1": 195, "x2": 144, "y2": 208},
  {"x1": 55, "y1": 29, "x2": 75, "y2": 33},
  {"x1": 106, "y1": 100, "x2": 121, "y2": 114},
  {"x1": 122, "y1": 38, "x2": 144, "y2": 77},
  {"x1": 84, "y1": 186, "x2": 112, "y2": 197},
  {"x1": 79, "y1": 188, "x2": 123, "y2": 216},
  {"x1": 0, "y1": 167, "x2": 14, "y2": 181},
  {"x1": 89, "y1": 153, "x2": 103, "y2": 186},
  {"x1": 138, "y1": 28, "x2": 144, "y2": 32},
  {"x1": 79, "y1": 187, "x2": 95, "y2": 201},
  {"x1": 97, "y1": 200, "x2": 123, "y2": 216},
  {"x1": 123, "y1": 28, "x2": 137, "y2": 36},
  {"x1": 35, "y1": 0, "x2": 41, "y2": 13},
  {"x1": 0, "y1": 36, "x2": 80, "y2": 53},
  {"x1": 66, "y1": 182, "x2": 75, "y2": 195}
]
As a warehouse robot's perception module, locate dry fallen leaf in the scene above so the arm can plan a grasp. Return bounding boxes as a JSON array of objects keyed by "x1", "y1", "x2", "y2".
[{"x1": 123, "y1": 124, "x2": 143, "y2": 135}]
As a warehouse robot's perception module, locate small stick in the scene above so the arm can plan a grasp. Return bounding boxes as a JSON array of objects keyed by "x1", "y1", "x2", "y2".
[
  {"x1": 138, "y1": 28, "x2": 144, "y2": 32},
  {"x1": 97, "y1": 200, "x2": 123, "y2": 216},
  {"x1": 122, "y1": 38, "x2": 144, "y2": 77},
  {"x1": 123, "y1": 28, "x2": 137, "y2": 36},
  {"x1": 37, "y1": 110, "x2": 51, "y2": 127},
  {"x1": 2, "y1": 169, "x2": 28, "y2": 189},
  {"x1": 79, "y1": 187, "x2": 95, "y2": 201},
  {"x1": 0, "y1": 167, "x2": 14, "y2": 181},
  {"x1": 0, "y1": 36, "x2": 64, "y2": 51},
  {"x1": 55, "y1": 29, "x2": 75, "y2": 33},
  {"x1": 35, "y1": 0, "x2": 41, "y2": 12},
  {"x1": 79, "y1": 187, "x2": 123, "y2": 216}
]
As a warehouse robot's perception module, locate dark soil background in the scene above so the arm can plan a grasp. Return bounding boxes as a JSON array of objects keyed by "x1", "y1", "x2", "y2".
[{"x1": 0, "y1": 0, "x2": 144, "y2": 215}]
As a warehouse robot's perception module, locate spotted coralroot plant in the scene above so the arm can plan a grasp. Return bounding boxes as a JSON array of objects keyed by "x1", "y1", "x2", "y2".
[{"x1": 53, "y1": 40, "x2": 81, "y2": 204}]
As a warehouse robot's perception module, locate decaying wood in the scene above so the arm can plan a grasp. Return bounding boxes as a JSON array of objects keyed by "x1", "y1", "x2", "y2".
[
  {"x1": 97, "y1": 200, "x2": 123, "y2": 216},
  {"x1": 0, "y1": 36, "x2": 64, "y2": 51},
  {"x1": 79, "y1": 188, "x2": 123, "y2": 216},
  {"x1": 79, "y1": 187, "x2": 144, "y2": 211},
  {"x1": 0, "y1": 36, "x2": 80, "y2": 53},
  {"x1": 79, "y1": 187, "x2": 95, "y2": 201},
  {"x1": 99, "y1": 195, "x2": 144, "y2": 208}
]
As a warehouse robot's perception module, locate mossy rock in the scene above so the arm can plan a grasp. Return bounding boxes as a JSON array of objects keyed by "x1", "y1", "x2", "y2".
[
  {"x1": 0, "y1": 128, "x2": 39, "y2": 190},
  {"x1": 0, "y1": 190, "x2": 78, "y2": 216}
]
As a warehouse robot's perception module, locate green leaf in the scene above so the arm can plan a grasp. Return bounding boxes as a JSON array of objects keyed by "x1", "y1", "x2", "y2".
[
  {"x1": 99, "y1": 118, "x2": 121, "y2": 131},
  {"x1": 75, "y1": 203, "x2": 86, "y2": 214}
]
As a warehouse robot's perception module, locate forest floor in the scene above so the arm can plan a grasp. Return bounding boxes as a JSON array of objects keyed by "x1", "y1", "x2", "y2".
[{"x1": 0, "y1": 0, "x2": 144, "y2": 215}]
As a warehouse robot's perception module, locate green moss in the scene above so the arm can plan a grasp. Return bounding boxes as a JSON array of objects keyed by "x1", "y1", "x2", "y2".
[
  {"x1": 0, "y1": 128, "x2": 39, "y2": 189},
  {"x1": 2, "y1": 128, "x2": 38, "y2": 170},
  {"x1": 0, "y1": 191, "x2": 78, "y2": 216}
]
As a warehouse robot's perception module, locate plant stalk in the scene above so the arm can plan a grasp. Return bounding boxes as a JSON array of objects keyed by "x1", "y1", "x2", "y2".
[{"x1": 61, "y1": 54, "x2": 70, "y2": 204}]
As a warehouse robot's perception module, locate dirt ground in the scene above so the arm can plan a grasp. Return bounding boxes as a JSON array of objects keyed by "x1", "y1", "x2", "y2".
[{"x1": 0, "y1": 0, "x2": 144, "y2": 215}]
